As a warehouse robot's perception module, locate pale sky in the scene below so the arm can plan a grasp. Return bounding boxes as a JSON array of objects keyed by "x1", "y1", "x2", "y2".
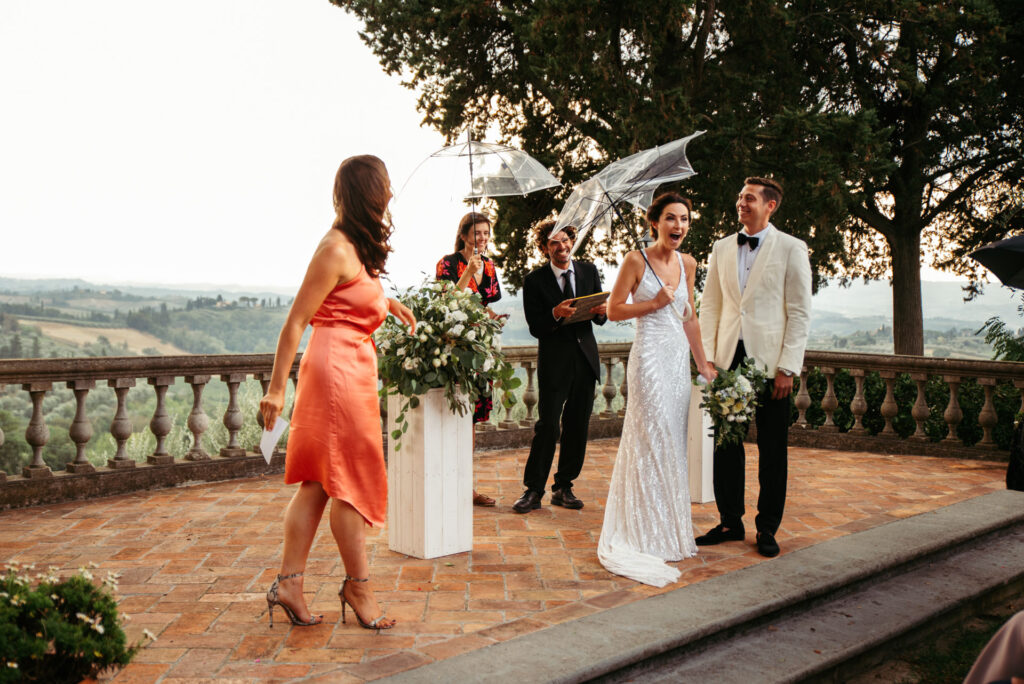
[
  {"x1": 1, "y1": 1, "x2": 963, "y2": 293},
  {"x1": 0, "y1": 0, "x2": 467, "y2": 292}
]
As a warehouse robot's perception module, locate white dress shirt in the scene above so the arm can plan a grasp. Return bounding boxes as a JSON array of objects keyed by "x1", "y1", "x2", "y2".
[
  {"x1": 737, "y1": 223, "x2": 773, "y2": 294},
  {"x1": 550, "y1": 260, "x2": 576, "y2": 296},
  {"x1": 550, "y1": 260, "x2": 576, "y2": 320},
  {"x1": 737, "y1": 223, "x2": 774, "y2": 340}
]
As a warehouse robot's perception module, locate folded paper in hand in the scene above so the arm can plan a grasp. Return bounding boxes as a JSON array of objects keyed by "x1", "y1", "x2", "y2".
[{"x1": 260, "y1": 418, "x2": 288, "y2": 465}]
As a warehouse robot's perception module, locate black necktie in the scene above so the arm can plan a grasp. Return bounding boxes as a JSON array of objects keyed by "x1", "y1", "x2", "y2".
[
  {"x1": 737, "y1": 233, "x2": 759, "y2": 249},
  {"x1": 562, "y1": 271, "x2": 575, "y2": 300}
]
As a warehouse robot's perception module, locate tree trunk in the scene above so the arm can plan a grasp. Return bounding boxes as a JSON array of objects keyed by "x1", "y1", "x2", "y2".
[{"x1": 889, "y1": 231, "x2": 925, "y2": 355}]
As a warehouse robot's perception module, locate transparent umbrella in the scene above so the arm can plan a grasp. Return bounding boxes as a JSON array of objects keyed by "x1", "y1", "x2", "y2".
[
  {"x1": 550, "y1": 131, "x2": 705, "y2": 320},
  {"x1": 397, "y1": 132, "x2": 561, "y2": 254},
  {"x1": 552, "y1": 130, "x2": 705, "y2": 254}
]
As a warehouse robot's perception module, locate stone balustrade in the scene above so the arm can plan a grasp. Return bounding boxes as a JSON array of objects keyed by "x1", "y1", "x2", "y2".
[{"x1": 0, "y1": 347, "x2": 1019, "y2": 509}]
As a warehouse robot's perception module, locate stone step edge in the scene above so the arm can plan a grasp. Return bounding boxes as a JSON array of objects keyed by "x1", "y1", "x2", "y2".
[
  {"x1": 382, "y1": 489, "x2": 1024, "y2": 684},
  {"x1": 606, "y1": 525, "x2": 1024, "y2": 683}
]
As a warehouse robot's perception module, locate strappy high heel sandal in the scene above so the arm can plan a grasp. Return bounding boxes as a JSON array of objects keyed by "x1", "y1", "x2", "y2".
[
  {"x1": 266, "y1": 572, "x2": 323, "y2": 628},
  {"x1": 339, "y1": 576, "x2": 394, "y2": 630}
]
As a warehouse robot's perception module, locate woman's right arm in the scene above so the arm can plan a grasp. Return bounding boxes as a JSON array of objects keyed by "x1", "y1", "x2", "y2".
[
  {"x1": 259, "y1": 241, "x2": 358, "y2": 430},
  {"x1": 607, "y1": 252, "x2": 673, "y2": 321}
]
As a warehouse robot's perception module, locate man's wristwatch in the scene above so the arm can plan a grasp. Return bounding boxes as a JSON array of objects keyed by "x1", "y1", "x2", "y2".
[{"x1": 779, "y1": 368, "x2": 795, "y2": 377}]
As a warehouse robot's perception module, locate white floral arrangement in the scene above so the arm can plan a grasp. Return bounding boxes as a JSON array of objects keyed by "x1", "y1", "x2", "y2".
[
  {"x1": 696, "y1": 359, "x2": 769, "y2": 447},
  {"x1": 376, "y1": 279, "x2": 521, "y2": 450}
]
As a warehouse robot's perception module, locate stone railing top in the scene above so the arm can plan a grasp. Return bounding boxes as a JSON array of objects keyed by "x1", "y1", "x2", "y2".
[
  {"x1": 0, "y1": 346, "x2": 1022, "y2": 385},
  {"x1": 802, "y1": 349, "x2": 1024, "y2": 379},
  {"x1": 0, "y1": 354, "x2": 296, "y2": 385}
]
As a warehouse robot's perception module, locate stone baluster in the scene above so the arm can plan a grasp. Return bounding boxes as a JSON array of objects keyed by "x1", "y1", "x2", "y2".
[
  {"x1": 618, "y1": 358, "x2": 628, "y2": 417},
  {"x1": 184, "y1": 375, "x2": 211, "y2": 460},
  {"x1": 941, "y1": 375, "x2": 963, "y2": 444},
  {"x1": 600, "y1": 357, "x2": 617, "y2": 418},
  {"x1": 498, "y1": 362, "x2": 520, "y2": 429},
  {"x1": 254, "y1": 371, "x2": 272, "y2": 429},
  {"x1": 879, "y1": 371, "x2": 898, "y2": 436},
  {"x1": 848, "y1": 369, "x2": 868, "y2": 434},
  {"x1": 976, "y1": 378, "x2": 998, "y2": 448},
  {"x1": 794, "y1": 367, "x2": 811, "y2": 428},
  {"x1": 0, "y1": 419, "x2": 5, "y2": 482},
  {"x1": 147, "y1": 376, "x2": 175, "y2": 464},
  {"x1": 107, "y1": 378, "x2": 136, "y2": 469},
  {"x1": 66, "y1": 379, "x2": 96, "y2": 473},
  {"x1": 22, "y1": 382, "x2": 53, "y2": 478},
  {"x1": 909, "y1": 373, "x2": 930, "y2": 441},
  {"x1": 818, "y1": 367, "x2": 839, "y2": 432},
  {"x1": 520, "y1": 361, "x2": 537, "y2": 426},
  {"x1": 220, "y1": 373, "x2": 246, "y2": 457}
]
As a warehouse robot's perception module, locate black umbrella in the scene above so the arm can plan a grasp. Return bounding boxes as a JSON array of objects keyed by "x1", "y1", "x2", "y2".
[{"x1": 970, "y1": 235, "x2": 1024, "y2": 289}]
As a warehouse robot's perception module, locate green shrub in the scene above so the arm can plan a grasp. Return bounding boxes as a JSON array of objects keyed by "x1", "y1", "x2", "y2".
[{"x1": 0, "y1": 563, "x2": 153, "y2": 683}]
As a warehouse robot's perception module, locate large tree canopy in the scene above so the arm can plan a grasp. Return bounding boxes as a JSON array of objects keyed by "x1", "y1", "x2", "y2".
[{"x1": 336, "y1": 0, "x2": 1023, "y2": 355}]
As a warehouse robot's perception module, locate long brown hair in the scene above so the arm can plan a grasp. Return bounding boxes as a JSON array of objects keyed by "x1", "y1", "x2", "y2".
[
  {"x1": 454, "y1": 212, "x2": 491, "y2": 252},
  {"x1": 332, "y1": 155, "x2": 393, "y2": 276}
]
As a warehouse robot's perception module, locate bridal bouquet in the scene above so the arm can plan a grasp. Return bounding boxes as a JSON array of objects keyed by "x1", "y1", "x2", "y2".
[
  {"x1": 697, "y1": 360, "x2": 770, "y2": 447},
  {"x1": 376, "y1": 279, "x2": 520, "y2": 449}
]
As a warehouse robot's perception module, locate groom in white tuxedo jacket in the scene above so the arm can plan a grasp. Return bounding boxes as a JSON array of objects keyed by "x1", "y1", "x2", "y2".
[{"x1": 697, "y1": 177, "x2": 812, "y2": 557}]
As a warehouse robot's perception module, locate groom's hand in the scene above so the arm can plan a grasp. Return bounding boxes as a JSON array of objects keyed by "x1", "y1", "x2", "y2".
[{"x1": 772, "y1": 371, "x2": 794, "y2": 400}]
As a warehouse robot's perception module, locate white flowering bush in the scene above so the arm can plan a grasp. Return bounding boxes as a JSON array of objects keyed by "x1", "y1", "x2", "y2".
[
  {"x1": 0, "y1": 561, "x2": 155, "y2": 683},
  {"x1": 376, "y1": 279, "x2": 521, "y2": 450},
  {"x1": 697, "y1": 360, "x2": 769, "y2": 447}
]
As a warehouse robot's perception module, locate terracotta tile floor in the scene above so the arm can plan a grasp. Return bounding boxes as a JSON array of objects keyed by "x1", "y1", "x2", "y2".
[{"x1": 0, "y1": 439, "x2": 1006, "y2": 682}]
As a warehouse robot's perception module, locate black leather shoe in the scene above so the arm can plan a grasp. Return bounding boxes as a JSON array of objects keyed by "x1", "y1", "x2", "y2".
[
  {"x1": 550, "y1": 487, "x2": 584, "y2": 510},
  {"x1": 695, "y1": 524, "x2": 745, "y2": 546},
  {"x1": 756, "y1": 531, "x2": 780, "y2": 558},
  {"x1": 512, "y1": 490, "x2": 542, "y2": 514}
]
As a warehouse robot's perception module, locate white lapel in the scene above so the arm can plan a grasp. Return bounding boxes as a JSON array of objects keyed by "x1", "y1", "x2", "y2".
[
  {"x1": 741, "y1": 226, "x2": 779, "y2": 303},
  {"x1": 720, "y1": 236, "x2": 742, "y2": 303}
]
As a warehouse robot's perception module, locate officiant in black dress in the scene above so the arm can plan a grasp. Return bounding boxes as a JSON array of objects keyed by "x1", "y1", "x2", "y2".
[{"x1": 514, "y1": 219, "x2": 607, "y2": 513}]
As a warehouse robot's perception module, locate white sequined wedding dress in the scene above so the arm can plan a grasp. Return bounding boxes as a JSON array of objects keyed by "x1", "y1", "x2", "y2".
[{"x1": 598, "y1": 252, "x2": 697, "y2": 587}]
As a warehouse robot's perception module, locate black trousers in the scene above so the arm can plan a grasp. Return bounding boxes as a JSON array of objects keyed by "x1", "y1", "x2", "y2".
[
  {"x1": 522, "y1": 350, "x2": 596, "y2": 494},
  {"x1": 712, "y1": 341, "x2": 790, "y2": 535}
]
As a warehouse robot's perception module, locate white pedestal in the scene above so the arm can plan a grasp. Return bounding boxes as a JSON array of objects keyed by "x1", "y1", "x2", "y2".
[
  {"x1": 387, "y1": 387, "x2": 474, "y2": 559},
  {"x1": 688, "y1": 385, "x2": 715, "y2": 504}
]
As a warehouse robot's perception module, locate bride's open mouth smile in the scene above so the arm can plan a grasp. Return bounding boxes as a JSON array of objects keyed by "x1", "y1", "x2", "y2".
[{"x1": 669, "y1": 232, "x2": 683, "y2": 241}]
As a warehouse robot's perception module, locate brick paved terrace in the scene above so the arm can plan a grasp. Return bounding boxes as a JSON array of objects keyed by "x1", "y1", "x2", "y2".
[{"x1": 0, "y1": 439, "x2": 1007, "y2": 683}]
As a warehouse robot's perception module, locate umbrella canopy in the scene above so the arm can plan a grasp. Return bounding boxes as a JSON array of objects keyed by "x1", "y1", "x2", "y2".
[
  {"x1": 552, "y1": 131, "x2": 705, "y2": 253},
  {"x1": 970, "y1": 235, "x2": 1024, "y2": 289},
  {"x1": 399, "y1": 136, "x2": 560, "y2": 205}
]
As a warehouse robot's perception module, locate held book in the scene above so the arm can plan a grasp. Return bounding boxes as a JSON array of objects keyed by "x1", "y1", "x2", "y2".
[{"x1": 563, "y1": 291, "x2": 610, "y2": 324}]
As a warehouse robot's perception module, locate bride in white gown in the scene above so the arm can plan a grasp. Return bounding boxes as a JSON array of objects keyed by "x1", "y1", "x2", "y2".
[{"x1": 598, "y1": 192, "x2": 717, "y2": 587}]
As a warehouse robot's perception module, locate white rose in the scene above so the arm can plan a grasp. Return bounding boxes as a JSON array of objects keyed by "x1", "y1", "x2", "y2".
[
  {"x1": 432, "y1": 358, "x2": 441, "y2": 367},
  {"x1": 433, "y1": 347, "x2": 440, "y2": 355},
  {"x1": 736, "y1": 376, "x2": 752, "y2": 393},
  {"x1": 451, "y1": 310, "x2": 468, "y2": 322},
  {"x1": 451, "y1": 323, "x2": 465, "y2": 336},
  {"x1": 418, "y1": 333, "x2": 428, "y2": 342},
  {"x1": 422, "y1": 324, "x2": 433, "y2": 335},
  {"x1": 482, "y1": 357, "x2": 493, "y2": 372},
  {"x1": 402, "y1": 358, "x2": 417, "y2": 371},
  {"x1": 397, "y1": 347, "x2": 406, "y2": 357},
  {"x1": 466, "y1": 330, "x2": 476, "y2": 341}
]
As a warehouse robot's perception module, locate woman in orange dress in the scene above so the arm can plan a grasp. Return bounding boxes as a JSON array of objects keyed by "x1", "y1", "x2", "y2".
[{"x1": 260, "y1": 155, "x2": 415, "y2": 630}]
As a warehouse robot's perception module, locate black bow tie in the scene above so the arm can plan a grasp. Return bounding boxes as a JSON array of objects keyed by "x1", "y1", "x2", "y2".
[{"x1": 737, "y1": 233, "x2": 760, "y2": 249}]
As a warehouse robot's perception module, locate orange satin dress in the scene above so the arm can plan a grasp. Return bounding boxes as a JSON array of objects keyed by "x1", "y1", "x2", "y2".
[{"x1": 284, "y1": 266, "x2": 389, "y2": 526}]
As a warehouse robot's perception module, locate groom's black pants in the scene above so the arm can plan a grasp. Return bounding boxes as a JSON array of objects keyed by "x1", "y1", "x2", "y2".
[{"x1": 712, "y1": 341, "x2": 790, "y2": 535}]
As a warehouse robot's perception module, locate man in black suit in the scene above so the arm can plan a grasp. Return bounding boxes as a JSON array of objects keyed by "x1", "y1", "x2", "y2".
[{"x1": 513, "y1": 220, "x2": 607, "y2": 514}]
